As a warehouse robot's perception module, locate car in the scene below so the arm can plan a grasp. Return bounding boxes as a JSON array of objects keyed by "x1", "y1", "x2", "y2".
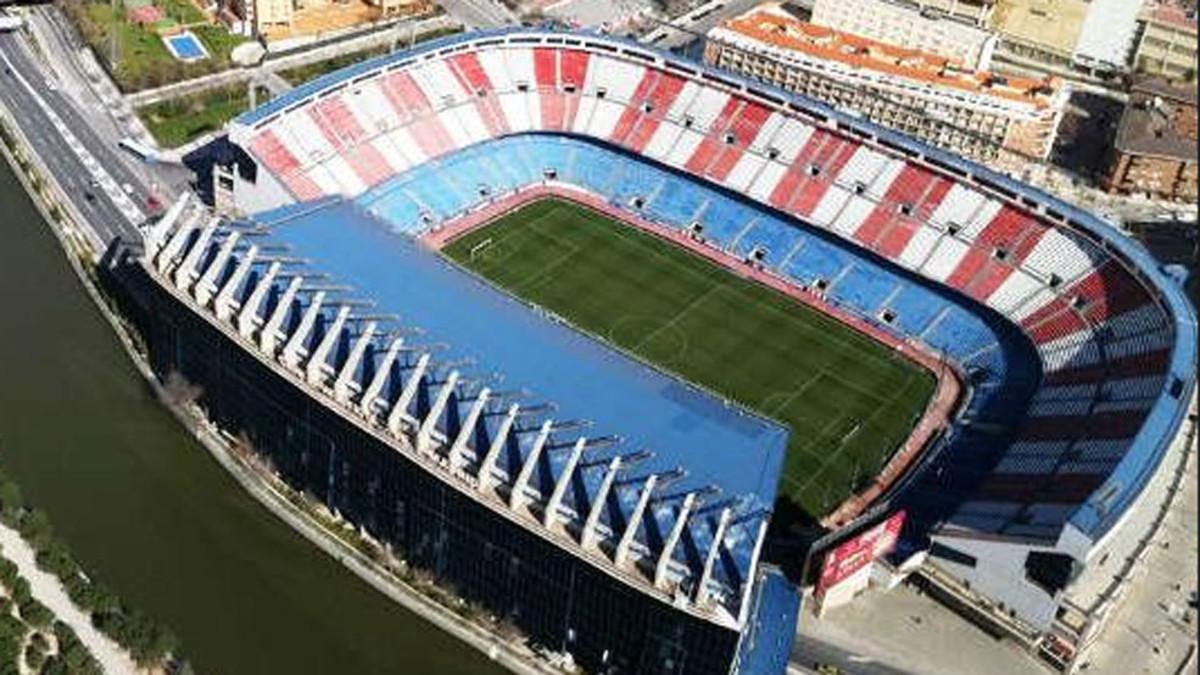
[
  {"x1": 121, "y1": 182, "x2": 134, "y2": 196},
  {"x1": 83, "y1": 191, "x2": 96, "y2": 203}
]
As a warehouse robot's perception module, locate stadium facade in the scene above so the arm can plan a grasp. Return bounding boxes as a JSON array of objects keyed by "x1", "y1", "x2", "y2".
[{"x1": 114, "y1": 27, "x2": 1195, "y2": 674}]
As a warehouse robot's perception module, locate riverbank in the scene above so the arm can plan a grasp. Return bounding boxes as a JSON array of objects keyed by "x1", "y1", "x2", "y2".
[
  {"x1": 0, "y1": 523, "x2": 138, "y2": 675},
  {"x1": 0, "y1": 96, "x2": 547, "y2": 675},
  {"x1": 0, "y1": 107, "x2": 505, "y2": 673}
]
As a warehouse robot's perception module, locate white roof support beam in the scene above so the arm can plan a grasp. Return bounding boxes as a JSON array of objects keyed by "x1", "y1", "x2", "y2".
[
  {"x1": 260, "y1": 275, "x2": 303, "y2": 355},
  {"x1": 360, "y1": 338, "x2": 402, "y2": 417},
  {"x1": 695, "y1": 507, "x2": 731, "y2": 606},
  {"x1": 614, "y1": 474, "x2": 657, "y2": 567},
  {"x1": 477, "y1": 403, "x2": 519, "y2": 493},
  {"x1": 334, "y1": 322, "x2": 376, "y2": 405},
  {"x1": 416, "y1": 370, "x2": 459, "y2": 454},
  {"x1": 194, "y1": 232, "x2": 241, "y2": 307},
  {"x1": 172, "y1": 220, "x2": 216, "y2": 289},
  {"x1": 449, "y1": 387, "x2": 490, "y2": 472},
  {"x1": 281, "y1": 291, "x2": 325, "y2": 371},
  {"x1": 215, "y1": 245, "x2": 258, "y2": 322},
  {"x1": 388, "y1": 353, "x2": 429, "y2": 436},
  {"x1": 156, "y1": 213, "x2": 201, "y2": 274},
  {"x1": 306, "y1": 305, "x2": 350, "y2": 386},
  {"x1": 238, "y1": 261, "x2": 281, "y2": 338},
  {"x1": 654, "y1": 492, "x2": 696, "y2": 590},
  {"x1": 736, "y1": 519, "x2": 770, "y2": 628},
  {"x1": 543, "y1": 437, "x2": 587, "y2": 528},
  {"x1": 144, "y1": 193, "x2": 191, "y2": 262},
  {"x1": 509, "y1": 420, "x2": 553, "y2": 511},
  {"x1": 580, "y1": 456, "x2": 621, "y2": 550}
]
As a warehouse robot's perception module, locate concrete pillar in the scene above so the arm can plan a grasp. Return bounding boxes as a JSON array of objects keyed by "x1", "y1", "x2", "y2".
[
  {"x1": 695, "y1": 507, "x2": 731, "y2": 605},
  {"x1": 580, "y1": 456, "x2": 621, "y2": 550},
  {"x1": 477, "y1": 403, "x2": 519, "y2": 492},
  {"x1": 334, "y1": 322, "x2": 376, "y2": 405},
  {"x1": 156, "y1": 212, "x2": 202, "y2": 274},
  {"x1": 387, "y1": 353, "x2": 429, "y2": 436},
  {"x1": 509, "y1": 420, "x2": 553, "y2": 511},
  {"x1": 306, "y1": 305, "x2": 350, "y2": 386},
  {"x1": 416, "y1": 370, "x2": 458, "y2": 454},
  {"x1": 238, "y1": 261, "x2": 280, "y2": 338},
  {"x1": 215, "y1": 245, "x2": 258, "y2": 322},
  {"x1": 359, "y1": 337, "x2": 402, "y2": 417},
  {"x1": 614, "y1": 475, "x2": 657, "y2": 567},
  {"x1": 172, "y1": 220, "x2": 216, "y2": 289},
  {"x1": 260, "y1": 276, "x2": 302, "y2": 355},
  {"x1": 654, "y1": 492, "x2": 695, "y2": 590},
  {"x1": 281, "y1": 291, "x2": 325, "y2": 371},
  {"x1": 543, "y1": 437, "x2": 586, "y2": 528},
  {"x1": 449, "y1": 387, "x2": 490, "y2": 472},
  {"x1": 194, "y1": 232, "x2": 241, "y2": 307}
]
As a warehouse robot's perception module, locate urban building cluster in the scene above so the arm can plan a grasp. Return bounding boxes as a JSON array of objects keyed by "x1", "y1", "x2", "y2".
[
  {"x1": 1105, "y1": 77, "x2": 1198, "y2": 202},
  {"x1": 703, "y1": 2, "x2": 1069, "y2": 170},
  {"x1": 705, "y1": 0, "x2": 1199, "y2": 201}
]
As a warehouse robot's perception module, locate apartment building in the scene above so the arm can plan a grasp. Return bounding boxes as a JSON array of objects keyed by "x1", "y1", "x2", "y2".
[
  {"x1": 990, "y1": 0, "x2": 1143, "y2": 71},
  {"x1": 811, "y1": 0, "x2": 999, "y2": 69},
  {"x1": 704, "y1": 3, "x2": 1069, "y2": 169},
  {"x1": 1104, "y1": 77, "x2": 1198, "y2": 202},
  {"x1": 221, "y1": 0, "x2": 426, "y2": 38},
  {"x1": 1133, "y1": 4, "x2": 1198, "y2": 80}
]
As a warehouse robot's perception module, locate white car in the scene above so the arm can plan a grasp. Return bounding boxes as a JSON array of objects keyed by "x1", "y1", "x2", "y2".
[{"x1": 121, "y1": 182, "x2": 134, "y2": 195}]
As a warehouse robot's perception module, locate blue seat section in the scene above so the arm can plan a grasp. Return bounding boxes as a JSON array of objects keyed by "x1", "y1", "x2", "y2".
[
  {"x1": 885, "y1": 284, "x2": 947, "y2": 336},
  {"x1": 610, "y1": 159, "x2": 664, "y2": 206},
  {"x1": 573, "y1": 147, "x2": 620, "y2": 193},
  {"x1": 782, "y1": 237, "x2": 853, "y2": 286},
  {"x1": 696, "y1": 196, "x2": 756, "y2": 246},
  {"x1": 733, "y1": 215, "x2": 805, "y2": 264},
  {"x1": 830, "y1": 264, "x2": 899, "y2": 316},
  {"x1": 923, "y1": 306, "x2": 997, "y2": 359},
  {"x1": 646, "y1": 177, "x2": 705, "y2": 225}
]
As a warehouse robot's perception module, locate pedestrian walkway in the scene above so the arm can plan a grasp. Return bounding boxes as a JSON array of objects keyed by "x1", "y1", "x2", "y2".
[{"x1": 0, "y1": 523, "x2": 139, "y2": 675}]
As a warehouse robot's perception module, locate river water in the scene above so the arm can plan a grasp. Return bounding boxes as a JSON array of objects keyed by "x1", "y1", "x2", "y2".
[{"x1": 0, "y1": 161, "x2": 503, "y2": 674}]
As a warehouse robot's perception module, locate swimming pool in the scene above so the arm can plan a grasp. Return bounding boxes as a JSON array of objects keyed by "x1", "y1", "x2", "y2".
[{"x1": 163, "y1": 31, "x2": 209, "y2": 62}]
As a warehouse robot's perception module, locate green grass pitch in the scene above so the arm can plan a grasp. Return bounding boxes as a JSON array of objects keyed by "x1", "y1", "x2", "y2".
[{"x1": 443, "y1": 198, "x2": 935, "y2": 518}]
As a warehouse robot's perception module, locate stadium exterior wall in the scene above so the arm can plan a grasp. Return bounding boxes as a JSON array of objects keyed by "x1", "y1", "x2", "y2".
[{"x1": 104, "y1": 247, "x2": 797, "y2": 675}]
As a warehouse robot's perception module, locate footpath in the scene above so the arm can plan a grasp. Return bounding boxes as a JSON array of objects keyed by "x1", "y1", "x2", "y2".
[{"x1": 0, "y1": 524, "x2": 138, "y2": 675}]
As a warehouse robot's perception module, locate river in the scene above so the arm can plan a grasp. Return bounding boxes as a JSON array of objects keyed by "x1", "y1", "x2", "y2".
[{"x1": 0, "y1": 161, "x2": 503, "y2": 674}]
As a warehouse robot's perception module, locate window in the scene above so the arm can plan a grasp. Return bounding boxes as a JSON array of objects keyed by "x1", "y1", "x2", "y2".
[{"x1": 929, "y1": 542, "x2": 977, "y2": 568}]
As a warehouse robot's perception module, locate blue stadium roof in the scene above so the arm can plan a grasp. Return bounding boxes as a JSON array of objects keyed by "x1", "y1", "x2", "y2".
[{"x1": 252, "y1": 197, "x2": 790, "y2": 514}]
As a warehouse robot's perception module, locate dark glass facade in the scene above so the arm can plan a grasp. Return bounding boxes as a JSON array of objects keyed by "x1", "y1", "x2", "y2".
[{"x1": 106, "y1": 254, "x2": 750, "y2": 675}]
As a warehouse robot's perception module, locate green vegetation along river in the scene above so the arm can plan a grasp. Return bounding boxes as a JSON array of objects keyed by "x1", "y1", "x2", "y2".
[{"x1": 0, "y1": 160, "x2": 504, "y2": 674}]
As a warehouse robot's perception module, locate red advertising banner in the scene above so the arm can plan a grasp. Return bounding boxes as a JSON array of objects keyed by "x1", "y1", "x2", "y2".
[{"x1": 816, "y1": 510, "x2": 906, "y2": 594}]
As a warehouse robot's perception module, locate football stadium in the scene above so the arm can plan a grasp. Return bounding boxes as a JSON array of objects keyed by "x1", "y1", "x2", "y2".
[{"x1": 111, "y1": 27, "x2": 1196, "y2": 675}]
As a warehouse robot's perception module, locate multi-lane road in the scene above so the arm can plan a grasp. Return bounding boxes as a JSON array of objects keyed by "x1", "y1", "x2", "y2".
[{"x1": 0, "y1": 29, "x2": 156, "y2": 246}]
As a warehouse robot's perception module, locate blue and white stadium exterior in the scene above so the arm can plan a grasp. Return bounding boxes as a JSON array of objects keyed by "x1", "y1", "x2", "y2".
[{"x1": 130, "y1": 27, "x2": 1193, "y2": 672}]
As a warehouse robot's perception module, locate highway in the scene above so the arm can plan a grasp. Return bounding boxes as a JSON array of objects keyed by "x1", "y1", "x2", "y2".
[{"x1": 0, "y1": 30, "x2": 150, "y2": 247}]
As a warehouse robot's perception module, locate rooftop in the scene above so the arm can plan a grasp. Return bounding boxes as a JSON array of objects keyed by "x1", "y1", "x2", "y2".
[
  {"x1": 1114, "y1": 77, "x2": 1199, "y2": 160},
  {"x1": 709, "y1": 3, "x2": 1061, "y2": 107},
  {"x1": 247, "y1": 197, "x2": 789, "y2": 598}
]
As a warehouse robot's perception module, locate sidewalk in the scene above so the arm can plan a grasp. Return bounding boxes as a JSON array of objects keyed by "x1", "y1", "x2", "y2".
[{"x1": 0, "y1": 523, "x2": 139, "y2": 675}]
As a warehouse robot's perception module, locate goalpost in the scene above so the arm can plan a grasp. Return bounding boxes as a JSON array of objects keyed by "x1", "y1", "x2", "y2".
[{"x1": 469, "y1": 238, "x2": 494, "y2": 261}]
